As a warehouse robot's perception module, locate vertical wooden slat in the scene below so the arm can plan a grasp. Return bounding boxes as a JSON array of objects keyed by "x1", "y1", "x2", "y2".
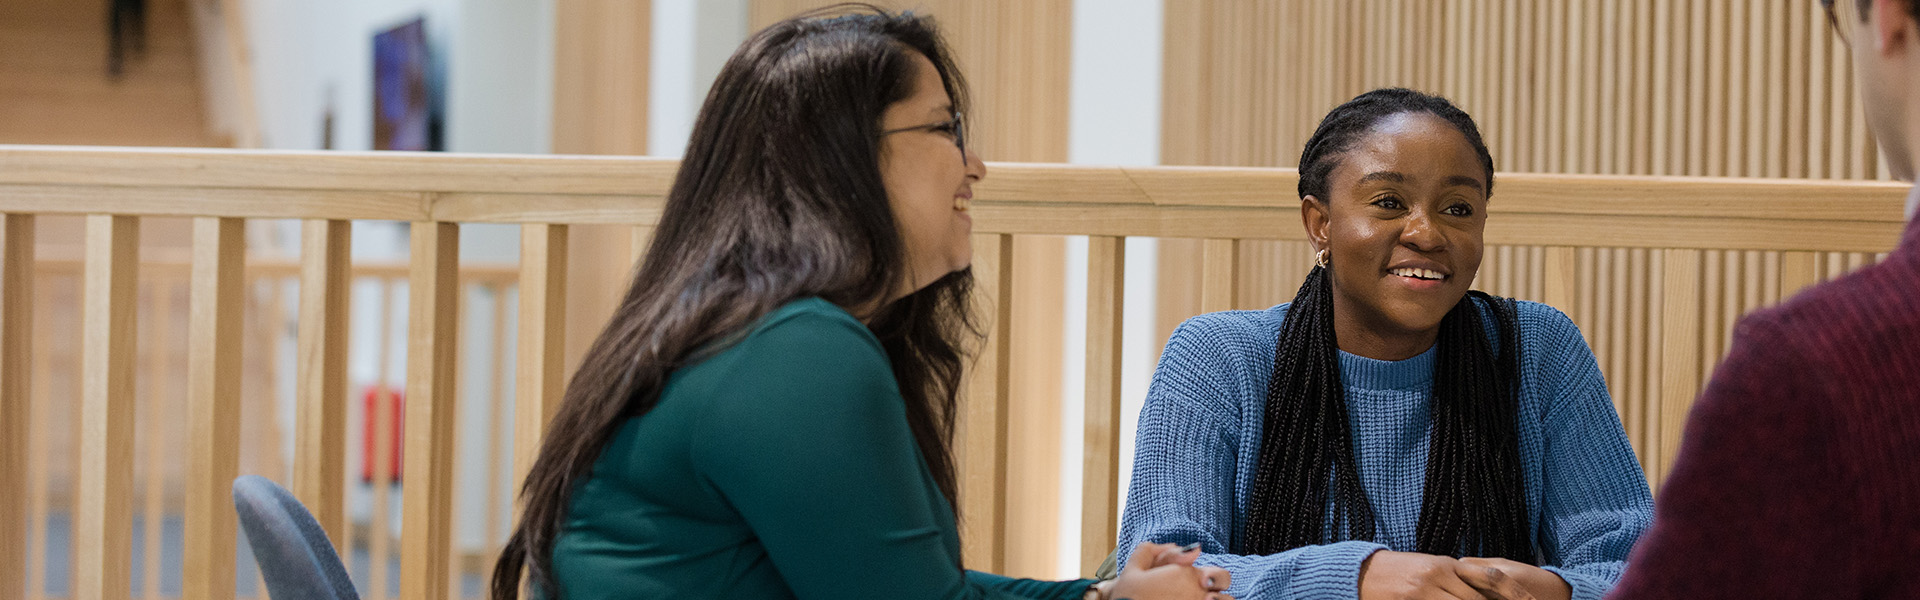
[
  {"x1": 1780, "y1": 251, "x2": 1821, "y2": 301},
  {"x1": 76, "y1": 215, "x2": 139, "y2": 600},
  {"x1": 0, "y1": 214, "x2": 33, "y2": 600},
  {"x1": 1625, "y1": 248, "x2": 1650, "y2": 462},
  {"x1": 959, "y1": 233, "x2": 1012, "y2": 572},
  {"x1": 369, "y1": 281, "x2": 398, "y2": 600},
  {"x1": 1542, "y1": 246, "x2": 1577, "y2": 313},
  {"x1": 140, "y1": 284, "x2": 172, "y2": 600},
  {"x1": 400, "y1": 222, "x2": 461, "y2": 600},
  {"x1": 1200, "y1": 239, "x2": 1240, "y2": 313},
  {"x1": 295, "y1": 219, "x2": 351, "y2": 553},
  {"x1": 183, "y1": 218, "x2": 244, "y2": 600},
  {"x1": 1080, "y1": 236, "x2": 1125, "y2": 577},
  {"x1": 1657, "y1": 249, "x2": 1704, "y2": 483},
  {"x1": 26, "y1": 282, "x2": 49, "y2": 600},
  {"x1": 483, "y1": 282, "x2": 511, "y2": 584},
  {"x1": 513, "y1": 224, "x2": 569, "y2": 512}
]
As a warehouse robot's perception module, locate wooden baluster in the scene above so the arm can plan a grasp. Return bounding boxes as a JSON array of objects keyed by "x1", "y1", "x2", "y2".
[
  {"x1": 1, "y1": 214, "x2": 34, "y2": 600},
  {"x1": 513, "y1": 223, "x2": 568, "y2": 514},
  {"x1": 1200, "y1": 239, "x2": 1240, "y2": 313},
  {"x1": 1080, "y1": 236, "x2": 1126, "y2": 577},
  {"x1": 958, "y1": 233, "x2": 1012, "y2": 573},
  {"x1": 183, "y1": 218, "x2": 245, "y2": 600},
  {"x1": 482, "y1": 281, "x2": 510, "y2": 587},
  {"x1": 1656, "y1": 249, "x2": 1705, "y2": 487},
  {"x1": 28, "y1": 280, "x2": 51, "y2": 600},
  {"x1": 76, "y1": 215, "x2": 139, "y2": 600},
  {"x1": 295, "y1": 220, "x2": 352, "y2": 554},
  {"x1": 400, "y1": 222, "x2": 461, "y2": 600},
  {"x1": 371, "y1": 280, "x2": 397, "y2": 600},
  {"x1": 139, "y1": 283, "x2": 172, "y2": 600}
]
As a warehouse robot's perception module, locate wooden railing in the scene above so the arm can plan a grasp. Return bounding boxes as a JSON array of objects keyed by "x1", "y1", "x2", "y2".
[{"x1": 0, "y1": 144, "x2": 1907, "y2": 599}]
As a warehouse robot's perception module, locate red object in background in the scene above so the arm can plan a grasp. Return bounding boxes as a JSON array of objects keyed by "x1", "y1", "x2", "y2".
[{"x1": 361, "y1": 385, "x2": 405, "y2": 483}]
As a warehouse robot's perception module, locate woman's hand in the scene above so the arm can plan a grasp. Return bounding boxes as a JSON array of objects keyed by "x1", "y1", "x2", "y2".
[
  {"x1": 1358, "y1": 550, "x2": 1536, "y2": 600},
  {"x1": 1457, "y1": 557, "x2": 1569, "y2": 600},
  {"x1": 1099, "y1": 542, "x2": 1233, "y2": 600}
]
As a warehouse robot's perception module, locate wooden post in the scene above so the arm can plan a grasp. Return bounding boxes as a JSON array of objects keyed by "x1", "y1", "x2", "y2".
[
  {"x1": 75, "y1": 215, "x2": 138, "y2": 600},
  {"x1": 294, "y1": 219, "x2": 352, "y2": 553},
  {"x1": 513, "y1": 224, "x2": 569, "y2": 508},
  {"x1": 1080, "y1": 236, "x2": 1126, "y2": 576},
  {"x1": 0, "y1": 214, "x2": 34, "y2": 600},
  {"x1": 400, "y1": 222, "x2": 461, "y2": 600},
  {"x1": 958, "y1": 233, "x2": 1013, "y2": 573},
  {"x1": 1656, "y1": 249, "x2": 1705, "y2": 487},
  {"x1": 1201, "y1": 239, "x2": 1240, "y2": 313},
  {"x1": 183, "y1": 217, "x2": 246, "y2": 600}
]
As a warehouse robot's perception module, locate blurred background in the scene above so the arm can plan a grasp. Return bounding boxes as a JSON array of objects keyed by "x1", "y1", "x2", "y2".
[{"x1": 1, "y1": 0, "x2": 1894, "y2": 598}]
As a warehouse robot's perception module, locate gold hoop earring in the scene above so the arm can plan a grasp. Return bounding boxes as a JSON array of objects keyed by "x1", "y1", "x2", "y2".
[{"x1": 1315, "y1": 248, "x2": 1330, "y2": 269}]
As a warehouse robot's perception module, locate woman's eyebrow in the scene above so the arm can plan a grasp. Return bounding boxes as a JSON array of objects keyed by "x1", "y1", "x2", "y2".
[
  {"x1": 1356, "y1": 171, "x2": 1405, "y2": 185},
  {"x1": 1444, "y1": 175, "x2": 1485, "y2": 192}
]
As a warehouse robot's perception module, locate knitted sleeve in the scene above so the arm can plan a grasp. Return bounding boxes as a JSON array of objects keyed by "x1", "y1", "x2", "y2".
[
  {"x1": 1522, "y1": 305, "x2": 1654, "y2": 600},
  {"x1": 1117, "y1": 313, "x2": 1386, "y2": 600}
]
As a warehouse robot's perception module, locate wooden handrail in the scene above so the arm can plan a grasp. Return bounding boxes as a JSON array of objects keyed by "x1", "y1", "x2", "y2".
[{"x1": 0, "y1": 145, "x2": 1905, "y2": 251}]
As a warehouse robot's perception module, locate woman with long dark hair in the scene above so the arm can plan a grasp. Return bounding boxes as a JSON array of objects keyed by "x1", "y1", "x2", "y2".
[
  {"x1": 1116, "y1": 89, "x2": 1652, "y2": 600},
  {"x1": 492, "y1": 7, "x2": 1230, "y2": 600}
]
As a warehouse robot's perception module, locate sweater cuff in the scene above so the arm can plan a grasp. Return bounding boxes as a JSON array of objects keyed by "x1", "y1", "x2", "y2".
[
  {"x1": 1542, "y1": 566, "x2": 1610, "y2": 600},
  {"x1": 1240, "y1": 541, "x2": 1383, "y2": 600}
]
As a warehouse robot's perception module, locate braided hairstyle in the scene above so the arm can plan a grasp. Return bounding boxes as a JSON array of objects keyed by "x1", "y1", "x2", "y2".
[{"x1": 1239, "y1": 88, "x2": 1534, "y2": 562}]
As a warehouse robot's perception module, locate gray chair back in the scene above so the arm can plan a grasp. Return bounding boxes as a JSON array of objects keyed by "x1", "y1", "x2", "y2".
[{"x1": 232, "y1": 475, "x2": 360, "y2": 600}]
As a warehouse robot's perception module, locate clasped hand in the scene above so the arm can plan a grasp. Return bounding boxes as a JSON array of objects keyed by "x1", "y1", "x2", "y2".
[
  {"x1": 1089, "y1": 541, "x2": 1234, "y2": 600},
  {"x1": 1358, "y1": 550, "x2": 1571, "y2": 600}
]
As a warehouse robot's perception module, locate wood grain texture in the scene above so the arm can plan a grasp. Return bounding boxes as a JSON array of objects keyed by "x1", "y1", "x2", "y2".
[
  {"x1": 399, "y1": 222, "x2": 461, "y2": 600},
  {"x1": 293, "y1": 219, "x2": 350, "y2": 554},
  {"x1": 0, "y1": 214, "x2": 32, "y2": 600},
  {"x1": 513, "y1": 224, "x2": 568, "y2": 514},
  {"x1": 1080, "y1": 236, "x2": 1125, "y2": 576},
  {"x1": 75, "y1": 215, "x2": 138, "y2": 600},
  {"x1": 183, "y1": 217, "x2": 244, "y2": 600},
  {"x1": 958, "y1": 233, "x2": 1013, "y2": 573}
]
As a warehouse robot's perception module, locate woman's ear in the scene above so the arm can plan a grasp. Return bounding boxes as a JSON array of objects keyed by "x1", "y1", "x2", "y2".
[{"x1": 1300, "y1": 196, "x2": 1331, "y2": 253}]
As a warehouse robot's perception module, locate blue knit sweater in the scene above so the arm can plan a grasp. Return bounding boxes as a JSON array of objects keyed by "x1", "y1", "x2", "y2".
[{"x1": 1117, "y1": 300, "x2": 1652, "y2": 600}]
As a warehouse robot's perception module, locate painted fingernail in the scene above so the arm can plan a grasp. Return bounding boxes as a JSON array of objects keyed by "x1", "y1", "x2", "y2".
[{"x1": 1181, "y1": 542, "x2": 1202, "y2": 553}]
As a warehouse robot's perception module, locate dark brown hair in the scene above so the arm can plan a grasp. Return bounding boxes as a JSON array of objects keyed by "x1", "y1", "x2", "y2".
[{"x1": 490, "y1": 6, "x2": 975, "y2": 598}]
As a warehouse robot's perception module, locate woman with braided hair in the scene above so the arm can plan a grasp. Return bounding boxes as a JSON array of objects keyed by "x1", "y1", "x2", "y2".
[{"x1": 1115, "y1": 88, "x2": 1652, "y2": 600}]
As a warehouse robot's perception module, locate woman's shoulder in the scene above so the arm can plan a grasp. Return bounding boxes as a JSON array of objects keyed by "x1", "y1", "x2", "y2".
[
  {"x1": 1503, "y1": 299, "x2": 1589, "y2": 356},
  {"x1": 736, "y1": 297, "x2": 883, "y2": 356},
  {"x1": 1169, "y1": 303, "x2": 1292, "y2": 349}
]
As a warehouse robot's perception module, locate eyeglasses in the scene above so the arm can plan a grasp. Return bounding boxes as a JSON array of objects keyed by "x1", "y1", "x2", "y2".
[{"x1": 880, "y1": 112, "x2": 968, "y2": 166}]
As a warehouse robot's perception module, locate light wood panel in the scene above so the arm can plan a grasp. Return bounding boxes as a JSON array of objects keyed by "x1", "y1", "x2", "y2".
[
  {"x1": 293, "y1": 219, "x2": 350, "y2": 554},
  {"x1": 1079, "y1": 236, "x2": 1125, "y2": 576},
  {"x1": 958, "y1": 233, "x2": 1013, "y2": 572},
  {"x1": 75, "y1": 215, "x2": 138, "y2": 600},
  {"x1": 183, "y1": 217, "x2": 244, "y2": 600},
  {"x1": 551, "y1": 0, "x2": 651, "y2": 386},
  {"x1": 514, "y1": 224, "x2": 568, "y2": 511},
  {"x1": 399, "y1": 222, "x2": 461, "y2": 600},
  {"x1": 0, "y1": 214, "x2": 32, "y2": 600}
]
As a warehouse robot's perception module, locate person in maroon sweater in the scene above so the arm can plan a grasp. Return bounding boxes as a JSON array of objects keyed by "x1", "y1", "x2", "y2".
[{"x1": 1608, "y1": 1, "x2": 1920, "y2": 598}]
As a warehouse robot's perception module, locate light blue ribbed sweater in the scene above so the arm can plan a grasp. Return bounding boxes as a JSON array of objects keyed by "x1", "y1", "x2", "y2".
[{"x1": 1117, "y1": 300, "x2": 1652, "y2": 600}]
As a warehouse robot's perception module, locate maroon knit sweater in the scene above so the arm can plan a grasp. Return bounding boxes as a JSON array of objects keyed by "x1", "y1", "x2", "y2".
[{"x1": 1609, "y1": 218, "x2": 1920, "y2": 599}]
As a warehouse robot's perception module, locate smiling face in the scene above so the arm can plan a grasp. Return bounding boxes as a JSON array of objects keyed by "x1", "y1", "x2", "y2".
[
  {"x1": 879, "y1": 52, "x2": 988, "y2": 300},
  {"x1": 1301, "y1": 111, "x2": 1490, "y2": 360}
]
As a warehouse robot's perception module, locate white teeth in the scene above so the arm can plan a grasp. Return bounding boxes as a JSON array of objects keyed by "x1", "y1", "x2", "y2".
[{"x1": 1391, "y1": 268, "x2": 1445, "y2": 281}]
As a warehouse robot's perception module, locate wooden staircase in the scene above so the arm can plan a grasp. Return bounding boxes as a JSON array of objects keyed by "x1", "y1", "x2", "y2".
[{"x1": 0, "y1": 0, "x2": 225, "y2": 147}]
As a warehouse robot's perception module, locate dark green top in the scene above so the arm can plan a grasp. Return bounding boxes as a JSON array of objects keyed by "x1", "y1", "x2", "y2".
[{"x1": 552, "y1": 298, "x2": 1096, "y2": 599}]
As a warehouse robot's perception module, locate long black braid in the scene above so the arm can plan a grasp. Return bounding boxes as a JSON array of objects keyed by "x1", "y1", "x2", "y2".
[{"x1": 1239, "y1": 88, "x2": 1534, "y2": 562}]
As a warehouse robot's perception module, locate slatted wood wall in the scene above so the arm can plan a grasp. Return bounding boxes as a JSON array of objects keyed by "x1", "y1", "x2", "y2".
[{"x1": 1158, "y1": 0, "x2": 1893, "y2": 488}]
